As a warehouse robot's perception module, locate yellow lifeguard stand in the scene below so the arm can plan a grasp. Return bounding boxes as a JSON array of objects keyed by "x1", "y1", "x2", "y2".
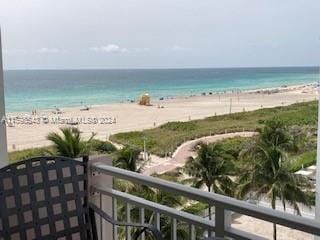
[{"x1": 139, "y1": 93, "x2": 151, "y2": 106}]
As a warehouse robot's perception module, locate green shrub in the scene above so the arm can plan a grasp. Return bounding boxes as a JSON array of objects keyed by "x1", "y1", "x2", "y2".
[
  {"x1": 90, "y1": 139, "x2": 117, "y2": 153},
  {"x1": 217, "y1": 136, "x2": 252, "y2": 160},
  {"x1": 305, "y1": 191, "x2": 316, "y2": 205},
  {"x1": 182, "y1": 202, "x2": 208, "y2": 215}
]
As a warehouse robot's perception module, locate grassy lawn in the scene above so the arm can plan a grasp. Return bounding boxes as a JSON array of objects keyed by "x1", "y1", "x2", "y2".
[{"x1": 110, "y1": 101, "x2": 317, "y2": 156}]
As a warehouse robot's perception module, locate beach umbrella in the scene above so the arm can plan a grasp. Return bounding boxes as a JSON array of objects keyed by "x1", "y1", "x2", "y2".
[{"x1": 0, "y1": 28, "x2": 8, "y2": 167}]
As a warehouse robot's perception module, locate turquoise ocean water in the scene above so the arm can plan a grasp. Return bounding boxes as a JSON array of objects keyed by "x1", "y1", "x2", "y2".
[{"x1": 4, "y1": 67, "x2": 318, "y2": 113}]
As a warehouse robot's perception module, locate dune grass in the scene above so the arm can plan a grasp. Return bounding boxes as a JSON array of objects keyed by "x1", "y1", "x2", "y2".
[
  {"x1": 289, "y1": 150, "x2": 317, "y2": 172},
  {"x1": 9, "y1": 146, "x2": 55, "y2": 164},
  {"x1": 110, "y1": 101, "x2": 318, "y2": 156}
]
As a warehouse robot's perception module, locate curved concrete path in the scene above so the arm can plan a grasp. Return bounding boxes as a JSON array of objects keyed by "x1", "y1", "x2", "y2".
[{"x1": 143, "y1": 131, "x2": 256, "y2": 175}]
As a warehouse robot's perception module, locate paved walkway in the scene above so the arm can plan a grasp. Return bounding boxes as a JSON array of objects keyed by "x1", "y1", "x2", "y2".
[{"x1": 143, "y1": 131, "x2": 256, "y2": 175}]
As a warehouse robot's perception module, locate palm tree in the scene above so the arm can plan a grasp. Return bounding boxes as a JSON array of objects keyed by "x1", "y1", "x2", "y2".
[
  {"x1": 258, "y1": 118, "x2": 292, "y2": 149},
  {"x1": 237, "y1": 118, "x2": 312, "y2": 240},
  {"x1": 288, "y1": 126, "x2": 313, "y2": 154},
  {"x1": 184, "y1": 142, "x2": 234, "y2": 220},
  {"x1": 47, "y1": 127, "x2": 95, "y2": 157},
  {"x1": 113, "y1": 146, "x2": 147, "y2": 172}
]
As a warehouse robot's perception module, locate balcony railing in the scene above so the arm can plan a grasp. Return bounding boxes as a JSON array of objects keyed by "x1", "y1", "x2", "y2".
[{"x1": 90, "y1": 161, "x2": 320, "y2": 240}]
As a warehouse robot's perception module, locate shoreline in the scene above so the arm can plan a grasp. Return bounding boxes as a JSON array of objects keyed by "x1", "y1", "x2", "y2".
[
  {"x1": 5, "y1": 81, "x2": 316, "y2": 114},
  {"x1": 5, "y1": 82, "x2": 317, "y2": 151}
]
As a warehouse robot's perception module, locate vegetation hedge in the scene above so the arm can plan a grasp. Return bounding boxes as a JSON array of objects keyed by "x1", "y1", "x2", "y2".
[{"x1": 111, "y1": 101, "x2": 318, "y2": 156}]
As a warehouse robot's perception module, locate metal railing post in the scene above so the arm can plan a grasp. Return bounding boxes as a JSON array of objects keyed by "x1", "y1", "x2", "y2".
[
  {"x1": 126, "y1": 203, "x2": 131, "y2": 240},
  {"x1": 112, "y1": 197, "x2": 118, "y2": 240},
  {"x1": 172, "y1": 218, "x2": 177, "y2": 240},
  {"x1": 215, "y1": 206, "x2": 225, "y2": 238},
  {"x1": 140, "y1": 208, "x2": 145, "y2": 240},
  {"x1": 189, "y1": 224, "x2": 196, "y2": 240},
  {"x1": 99, "y1": 194, "x2": 103, "y2": 240},
  {"x1": 155, "y1": 212, "x2": 161, "y2": 230},
  {"x1": 224, "y1": 210, "x2": 231, "y2": 231}
]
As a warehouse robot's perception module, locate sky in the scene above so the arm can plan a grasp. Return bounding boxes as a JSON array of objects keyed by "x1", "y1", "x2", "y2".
[{"x1": 0, "y1": 0, "x2": 319, "y2": 69}]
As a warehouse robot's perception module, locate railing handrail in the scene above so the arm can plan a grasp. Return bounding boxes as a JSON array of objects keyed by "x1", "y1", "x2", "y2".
[
  {"x1": 92, "y1": 162, "x2": 320, "y2": 237},
  {"x1": 92, "y1": 185, "x2": 216, "y2": 231}
]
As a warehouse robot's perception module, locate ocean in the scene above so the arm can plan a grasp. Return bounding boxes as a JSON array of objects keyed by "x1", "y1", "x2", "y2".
[{"x1": 4, "y1": 67, "x2": 318, "y2": 113}]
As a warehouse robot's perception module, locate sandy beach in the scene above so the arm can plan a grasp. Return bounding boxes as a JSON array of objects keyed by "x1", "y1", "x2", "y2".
[{"x1": 5, "y1": 83, "x2": 317, "y2": 151}]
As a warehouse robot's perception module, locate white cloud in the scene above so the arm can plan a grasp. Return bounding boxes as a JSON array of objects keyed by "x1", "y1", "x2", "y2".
[
  {"x1": 171, "y1": 45, "x2": 191, "y2": 52},
  {"x1": 89, "y1": 44, "x2": 128, "y2": 53},
  {"x1": 37, "y1": 48, "x2": 68, "y2": 54},
  {"x1": 3, "y1": 49, "x2": 27, "y2": 55}
]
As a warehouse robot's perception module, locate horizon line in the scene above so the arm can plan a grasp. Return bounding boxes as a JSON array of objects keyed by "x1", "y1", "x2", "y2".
[{"x1": 3, "y1": 65, "x2": 319, "y2": 71}]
